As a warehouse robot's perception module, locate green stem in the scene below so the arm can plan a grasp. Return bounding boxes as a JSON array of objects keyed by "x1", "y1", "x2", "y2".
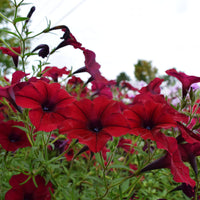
[
  {"x1": 0, "y1": 12, "x2": 12, "y2": 23},
  {"x1": 0, "y1": 38, "x2": 21, "y2": 56}
]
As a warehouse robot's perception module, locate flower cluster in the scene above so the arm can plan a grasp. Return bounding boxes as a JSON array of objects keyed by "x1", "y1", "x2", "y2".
[{"x1": 1, "y1": 2, "x2": 200, "y2": 199}]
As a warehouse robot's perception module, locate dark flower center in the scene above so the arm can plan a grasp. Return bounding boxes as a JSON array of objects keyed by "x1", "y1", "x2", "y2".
[
  {"x1": 8, "y1": 133, "x2": 21, "y2": 143},
  {"x1": 143, "y1": 120, "x2": 154, "y2": 130},
  {"x1": 88, "y1": 120, "x2": 103, "y2": 133},
  {"x1": 42, "y1": 101, "x2": 55, "y2": 112},
  {"x1": 24, "y1": 193, "x2": 33, "y2": 200}
]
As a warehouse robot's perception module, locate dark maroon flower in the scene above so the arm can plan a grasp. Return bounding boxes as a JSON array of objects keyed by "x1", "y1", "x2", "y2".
[
  {"x1": 60, "y1": 96, "x2": 130, "y2": 152},
  {"x1": 171, "y1": 183, "x2": 195, "y2": 198},
  {"x1": 178, "y1": 142, "x2": 200, "y2": 175},
  {"x1": 0, "y1": 46, "x2": 21, "y2": 67},
  {"x1": 0, "y1": 120, "x2": 31, "y2": 151},
  {"x1": 42, "y1": 66, "x2": 70, "y2": 82},
  {"x1": 25, "y1": 6, "x2": 36, "y2": 24},
  {"x1": 5, "y1": 173, "x2": 54, "y2": 200},
  {"x1": 47, "y1": 25, "x2": 83, "y2": 51},
  {"x1": 32, "y1": 44, "x2": 49, "y2": 58},
  {"x1": 166, "y1": 68, "x2": 200, "y2": 98},
  {"x1": 15, "y1": 80, "x2": 75, "y2": 132}
]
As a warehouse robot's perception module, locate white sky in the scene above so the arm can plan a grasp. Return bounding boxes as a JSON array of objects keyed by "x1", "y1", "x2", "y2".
[{"x1": 19, "y1": 0, "x2": 200, "y2": 81}]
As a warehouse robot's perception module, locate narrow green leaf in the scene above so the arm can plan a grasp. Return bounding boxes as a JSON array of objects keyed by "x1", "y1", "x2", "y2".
[
  {"x1": 12, "y1": 125, "x2": 29, "y2": 133},
  {"x1": 1, "y1": 29, "x2": 20, "y2": 38},
  {"x1": 14, "y1": 17, "x2": 29, "y2": 23}
]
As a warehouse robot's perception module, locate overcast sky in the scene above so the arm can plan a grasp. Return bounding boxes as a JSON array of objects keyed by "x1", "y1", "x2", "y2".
[{"x1": 19, "y1": 0, "x2": 200, "y2": 81}]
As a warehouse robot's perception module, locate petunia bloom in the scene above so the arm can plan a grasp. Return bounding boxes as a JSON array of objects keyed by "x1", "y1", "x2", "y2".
[
  {"x1": 0, "y1": 46, "x2": 21, "y2": 68},
  {"x1": 60, "y1": 96, "x2": 130, "y2": 152},
  {"x1": 5, "y1": 173, "x2": 54, "y2": 200},
  {"x1": 124, "y1": 94, "x2": 183, "y2": 141},
  {"x1": 73, "y1": 49, "x2": 102, "y2": 81},
  {"x1": 42, "y1": 66, "x2": 70, "y2": 82},
  {"x1": 15, "y1": 80, "x2": 75, "y2": 132},
  {"x1": 0, "y1": 120, "x2": 31, "y2": 151},
  {"x1": 166, "y1": 68, "x2": 200, "y2": 98},
  {"x1": 140, "y1": 143, "x2": 196, "y2": 187},
  {"x1": 139, "y1": 77, "x2": 164, "y2": 95}
]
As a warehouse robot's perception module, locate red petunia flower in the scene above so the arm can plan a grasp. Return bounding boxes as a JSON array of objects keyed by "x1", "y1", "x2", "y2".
[
  {"x1": 60, "y1": 96, "x2": 130, "y2": 152},
  {"x1": 15, "y1": 80, "x2": 75, "y2": 132},
  {"x1": 5, "y1": 173, "x2": 54, "y2": 200},
  {"x1": 73, "y1": 49, "x2": 102, "y2": 81},
  {"x1": 0, "y1": 46, "x2": 21, "y2": 68},
  {"x1": 124, "y1": 94, "x2": 183, "y2": 141},
  {"x1": 117, "y1": 137, "x2": 135, "y2": 154},
  {"x1": 140, "y1": 136, "x2": 196, "y2": 187},
  {"x1": 91, "y1": 76, "x2": 113, "y2": 99},
  {"x1": 139, "y1": 77, "x2": 164, "y2": 95},
  {"x1": 0, "y1": 71, "x2": 30, "y2": 112},
  {"x1": 0, "y1": 120, "x2": 31, "y2": 151},
  {"x1": 120, "y1": 81, "x2": 139, "y2": 92},
  {"x1": 178, "y1": 142, "x2": 200, "y2": 175},
  {"x1": 166, "y1": 68, "x2": 200, "y2": 98},
  {"x1": 42, "y1": 66, "x2": 70, "y2": 82}
]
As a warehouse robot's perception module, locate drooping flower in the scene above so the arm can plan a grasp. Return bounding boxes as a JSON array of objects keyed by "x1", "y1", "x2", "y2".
[
  {"x1": 73, "y1": 49, "x2": 102, "y2": 81},
  {"x1": 140, "y1": 140, "x2": 196, "y2": 187},
  {"x1": 166, "y1": 68, "x2": 200, "y2": 98},
  {"x1": 5, "y1": 173, "x2": 54, "y2": 200},
  {"x1": 25, "y1": 6, "x2": 36, "y2": 24},
  {"x1": 42, "y1": 66, "x2": 70, "y2": 82},
  {"x1": 15, "y1": 80, "x2": 75, "y2": 132},
  {"x1": 178, "y1": 142, "x2": 200, "y2": 175},
  {"x1": 0, "y1": 46, "x2": 21, "y2": 67},
  {"x1": 0, "y1": 120, "x2": 31, "y2": 151},
  {"x1": 60, "y1": 96, "x2": 130, "y2": 152},
  {"x1": 47, "y1": 25, "x2": 83, "y2": 51},
  {"x1": 32, "y1": 44, "x2": 49, "y2": 58},
  {"x1": 171, "y1": 183, "x2": 195, "y2": 198}
]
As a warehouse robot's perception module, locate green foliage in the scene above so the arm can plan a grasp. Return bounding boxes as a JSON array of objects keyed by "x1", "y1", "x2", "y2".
[
  {"x1": 116, "y1": 72, "x2": 130, "y2": 86},
  {"x1": 0, "y1": 0, "x2": 31, "y2": 74},
  {"x1": 134, "y1": 60, "x2": 158, "y2": 83}
]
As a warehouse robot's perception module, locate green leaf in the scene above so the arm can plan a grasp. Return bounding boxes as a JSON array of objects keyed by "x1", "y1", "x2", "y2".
[
  {"x1": 1, "y1": 29, "x2": 20, "y2": 38},
  {"x1": 12, "y1": 125, "x2": 29, "y2": 133},
  {"x1": 13, "y1": 17, "x2": 29, "y2": 23},
  {"x1": 108, "y1": 164, "x2": 134, "y2": 172}
]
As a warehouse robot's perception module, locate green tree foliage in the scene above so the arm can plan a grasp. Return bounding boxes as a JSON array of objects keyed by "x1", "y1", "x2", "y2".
[
  {"x1": 134, "y1": 60, "x2": 158, "y2": 83},
  {"x1": 116, "y1": 72, "x2": 130, "y2": 86}
]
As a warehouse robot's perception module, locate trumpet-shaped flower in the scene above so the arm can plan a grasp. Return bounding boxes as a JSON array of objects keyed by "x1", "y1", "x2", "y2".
[
  {"x1": 60, "y1": 96, "x2": 130, "y2": 152},
  {"x1": 15, "y1": 80, "x2": 75, "y2": 132}
]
